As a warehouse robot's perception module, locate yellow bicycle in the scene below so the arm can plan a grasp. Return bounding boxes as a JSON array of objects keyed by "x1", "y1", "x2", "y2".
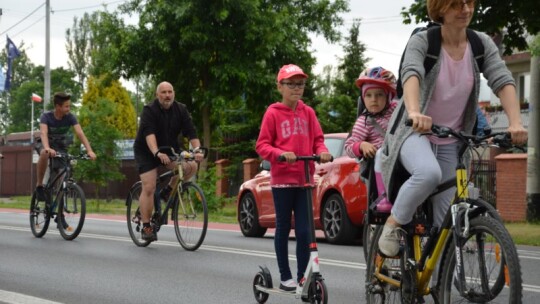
[
  {"x1": 126, "y1": 147, "x2": 208, "y2": 251},
  {"x1": 365, "y1": 123, "x2": 522, "y2": 303}
]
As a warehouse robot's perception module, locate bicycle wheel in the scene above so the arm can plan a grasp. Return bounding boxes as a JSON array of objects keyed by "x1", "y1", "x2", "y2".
[
  {"x1": 362, "y1": 213, "x2": 376, "y2": 261},
  {"x1": 126, "y1": 182, "x2": 151, "y2": 247},
  {"x1": 29, "y1": 190, "x2": 50, "y2": 237},
  {"x1": 365, "y1": 225, "x2": 402, "y2": 304},
  {"x1": 57, "y1": 183, "x2": 86, "y2": 240},
  {"x1": 439, "y1": 216, "x2": 522, "y2": 303},
  {"x1": 173, "y1": 182, "x2": 208, "y2": 251}
]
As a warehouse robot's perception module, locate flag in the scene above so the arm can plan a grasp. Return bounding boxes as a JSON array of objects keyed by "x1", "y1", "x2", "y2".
[
  {"x1": 32, "y1": 93, "x2": 42, "y2": 102},
  {"x1": 0, "y1": 66, "x2": 5, "y2": 92},
  {"x1": 5, "y1": 36, "x2": 21, "y2": 91}
]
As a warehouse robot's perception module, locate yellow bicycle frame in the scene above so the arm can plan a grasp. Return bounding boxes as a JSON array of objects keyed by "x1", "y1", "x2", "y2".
[{"x1": 373, "y1": 164, "x2": 470, "y2": 296}]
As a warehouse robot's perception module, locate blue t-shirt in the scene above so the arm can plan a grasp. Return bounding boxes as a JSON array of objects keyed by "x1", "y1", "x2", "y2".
[{"x1": 39, "y1": 111, "x2": 78, "y2": 148}]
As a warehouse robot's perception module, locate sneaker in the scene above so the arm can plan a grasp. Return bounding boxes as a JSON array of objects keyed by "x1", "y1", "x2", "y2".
[
  {"x1": 56, "y1": 216, "x2": 73, "y2": 232},
  {"x1": 141, "y1": 225, "x2": 157, "y2": 242},
  {"x1": 378, "y1": 224, "x2": 402, "y2": 257},
  {"x1": 159, "y1": 186, "x2": 172, "y2": 202},
  {"x1": 279, "y1": 279, "x2": 296, "y2": 292},
  {"x1": 36, "y1": 186, "x2": 47, "y2": 202}
]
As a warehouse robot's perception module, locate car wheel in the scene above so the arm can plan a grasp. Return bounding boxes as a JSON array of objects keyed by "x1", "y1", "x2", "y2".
[
  {"x1": 239, "y1": 192, "x2": 267, "y2": 237},
  {"x1": 322, "y1": 193, "x2": 358, "y2": 244}
]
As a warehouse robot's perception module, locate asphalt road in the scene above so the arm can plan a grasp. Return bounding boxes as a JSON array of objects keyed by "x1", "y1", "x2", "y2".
[{"x1": 1, "y1": 210, "x2": 540, "y2": 303}]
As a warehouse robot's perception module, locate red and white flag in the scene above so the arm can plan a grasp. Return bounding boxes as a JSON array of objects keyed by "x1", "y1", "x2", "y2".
[{"x1": 32, "y1": 93, "x2": 42, "y2": 102}]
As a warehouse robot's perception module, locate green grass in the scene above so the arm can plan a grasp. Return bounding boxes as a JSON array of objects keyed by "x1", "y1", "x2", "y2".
[
  {"x1": 2, "y1": 196, "x2": 538, "y2": 246},
  {"x1": 505, "y1": 222, "x2": 540, "y2": 246},
  {"x1": 0, "y1": 195, "x2": 238, "y2": 224}
]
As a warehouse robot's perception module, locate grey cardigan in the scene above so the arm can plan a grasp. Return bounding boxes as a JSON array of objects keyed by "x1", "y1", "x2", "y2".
[{"x1": 380, "y1": 29, "x2": 515, "y2": 200}]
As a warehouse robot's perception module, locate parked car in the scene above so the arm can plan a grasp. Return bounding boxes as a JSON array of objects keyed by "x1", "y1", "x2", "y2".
[{"x1": 236, "y1": 133, "x2": 367, "y2": 244}]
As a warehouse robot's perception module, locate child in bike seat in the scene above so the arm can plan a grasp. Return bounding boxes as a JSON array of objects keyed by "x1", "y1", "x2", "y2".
[{"x1": 344, "y1": 66, "x2": 397, "y2": 213}]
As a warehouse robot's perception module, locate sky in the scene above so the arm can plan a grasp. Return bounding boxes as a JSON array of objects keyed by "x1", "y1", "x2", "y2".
[{"x1": 1, "y1": 0, "x2": 492, "y2": 99}]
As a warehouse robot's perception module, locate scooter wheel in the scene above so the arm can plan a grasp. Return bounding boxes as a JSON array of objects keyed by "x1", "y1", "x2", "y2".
[
  {"x1": 253, "y1": 272, "x2": 270, "y2": 304},
  {"x1": 302, "y1": 279, "x2": 328, "y2": 304}
]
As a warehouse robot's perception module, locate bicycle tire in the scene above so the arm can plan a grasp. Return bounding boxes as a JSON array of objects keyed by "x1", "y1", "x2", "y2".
[
  {"x1": 29, "y1": 190, "x2": 50, "y2": 238},
  {"x1": 173, "y1": 182, "x2": 208, "y2": 251},
  {"x1": 365, "y1": 225, "x2": 402, "y2": 304},
  {"x1": 362, "y1": 213, "x2": 375, "y2": 261},
  {"x1": 437, "y1": 198, "x2": 507, "y2": 297},
  {"x1": 126, "y1": 182, "x2": 151, "y2": 247},
  {"x1": 439, "y1": 216, "x2": 522, "y2": 303},
  {"x1": 57, "y1": 183, "x2": 86, "y2": 240}
]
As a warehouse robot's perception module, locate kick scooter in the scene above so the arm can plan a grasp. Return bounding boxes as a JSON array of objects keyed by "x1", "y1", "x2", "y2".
[{"x1": 252, "y1": 155, "x2": 329, "y2": 304}]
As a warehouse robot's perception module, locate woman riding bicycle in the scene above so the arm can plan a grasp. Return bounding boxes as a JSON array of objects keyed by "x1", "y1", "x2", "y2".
[{"x1": 377, "y1": 0, "x2": 527, "y2": 257}]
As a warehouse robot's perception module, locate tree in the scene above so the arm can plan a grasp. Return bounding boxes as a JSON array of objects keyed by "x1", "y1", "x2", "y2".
[
  {"x1": 90, "y1": 0, "x2": 349, "y2": 152},
  {"x1": 401, "y1": 0, "x2": 540, "y2": 55},
  {"x1": 82, "y1": 75, "x2": 137, "y2": 139},
  {"x1": 402, "y1": 0, "x2": 540, "y2": 220},
  {"x1": 73, "y1": 98, "x2": 123, "y2": 204},
  {"x1": 66, "y1": 13, "x2": 94, "y2": 89},
  {"x1": 8, "y1": 66, "x2": 80, "y2": 133},
  {"x1": 1, "y1": 42, "x2": 35, "y2": 134},
  {"x1": 316, "y1": 21, "x2": 370, "y2": 133}
]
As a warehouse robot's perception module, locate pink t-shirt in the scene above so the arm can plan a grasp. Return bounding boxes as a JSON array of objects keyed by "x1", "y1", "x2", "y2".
[{"x1": 426, "y1": 43, "x2": 474, "y2": 144}]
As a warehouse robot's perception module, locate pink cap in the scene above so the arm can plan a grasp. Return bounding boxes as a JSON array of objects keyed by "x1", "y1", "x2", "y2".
[{"x1": 277, "y1": 64, "x2": 308, "y2": 82}]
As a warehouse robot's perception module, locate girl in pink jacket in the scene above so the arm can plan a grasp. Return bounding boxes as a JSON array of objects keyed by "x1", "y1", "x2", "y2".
[{"x1": 255, "y1": 64, "x2": 332, "y2": 291}]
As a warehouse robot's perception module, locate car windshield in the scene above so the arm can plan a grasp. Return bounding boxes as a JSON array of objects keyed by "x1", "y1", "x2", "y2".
[{"x1": 324, "y1": 137, "x2": 344, "y2": 158}]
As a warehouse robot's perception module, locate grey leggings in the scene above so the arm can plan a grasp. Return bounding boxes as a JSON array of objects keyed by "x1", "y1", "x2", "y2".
[{"x1": 391, "y1": 134, "x2": 459, "y2": 227}]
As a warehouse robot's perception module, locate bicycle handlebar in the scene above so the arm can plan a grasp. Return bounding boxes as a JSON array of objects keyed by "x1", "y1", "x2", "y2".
[
  {"x1": 157, "y1": 146, "x2": 209, "y2": 161},
  {"x1": 53, "y1": 152, "x2": 92, "y2": 160},
  {"x1": 404, "y1": 119, "x2": 516, "y2": 150}
]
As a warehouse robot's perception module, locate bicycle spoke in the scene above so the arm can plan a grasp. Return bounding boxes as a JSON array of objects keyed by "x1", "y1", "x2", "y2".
[
  {"x1": 126, "y1": 183, "x2": 151, "y2": 247},
  {"x1": 58, "y1": 184, "x2": 86, "y2": 240},
  {"x1": 174, "y1": 182, "x2": 208, "y2": 251}
]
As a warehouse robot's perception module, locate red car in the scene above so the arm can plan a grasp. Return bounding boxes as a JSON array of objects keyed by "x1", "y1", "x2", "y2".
[{"x1": 236, "y1": 133, "x2": 367, "y2": 244}]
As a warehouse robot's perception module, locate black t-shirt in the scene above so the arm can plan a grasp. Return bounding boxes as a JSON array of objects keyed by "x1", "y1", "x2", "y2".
[
  {"x1": 133, "y1": 99, "x2": 198, "y2": 155},
  {"x1": 39, "y1": 111, "x2": 78, "y2": 148}
]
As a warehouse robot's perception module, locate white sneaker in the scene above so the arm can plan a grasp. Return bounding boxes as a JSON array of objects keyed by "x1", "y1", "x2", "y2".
[
  {"x1": 378, "y1": 224, "x2": 402, "y2": 256},
  {"x1": 279, "y1": 279, "x2": 297, "y2": 292}
]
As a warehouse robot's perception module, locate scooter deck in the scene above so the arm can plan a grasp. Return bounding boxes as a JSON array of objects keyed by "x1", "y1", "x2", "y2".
[{"x1": 254, "y1": 285, "x2": 299, "y2": 297}]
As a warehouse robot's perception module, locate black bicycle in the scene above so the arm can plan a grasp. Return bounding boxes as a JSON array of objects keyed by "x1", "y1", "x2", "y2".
[
  {"x1": 126, "y1": 147, "x2": 209, "y2": 251},
  {"x1": 30, "y1": 152, "x2": 90, "y2": 240}
]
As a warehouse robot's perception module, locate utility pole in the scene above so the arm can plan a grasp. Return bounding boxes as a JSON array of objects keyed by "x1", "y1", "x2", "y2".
[
  {"x1": 526, "y1": 49, "x2": 540, "y2": 221},
  {"x1": 44, "y1": 0, "x2": 51, "y2": 109}
]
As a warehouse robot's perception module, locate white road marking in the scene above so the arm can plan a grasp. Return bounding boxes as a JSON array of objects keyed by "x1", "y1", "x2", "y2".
[{"x1": 0, "y1": 290, "x2": 63, "y2": 304}]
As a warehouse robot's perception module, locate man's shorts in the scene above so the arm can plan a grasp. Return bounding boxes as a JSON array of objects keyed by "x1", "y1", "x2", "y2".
[
  {"x1": 134, "y1": 147, "x2": 197, "y2": 178},
  {"x1": 34, "y1": 138, "x2": 68, "y2": 155},
  {"x1": 134, "y1": 147, "x2": 162, "y2": 174},
  {"x1": 34, "y1": 139, "x2": 69, "y2": 172}
]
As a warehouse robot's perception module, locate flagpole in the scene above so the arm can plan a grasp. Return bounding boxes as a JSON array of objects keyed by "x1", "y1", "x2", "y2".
[
  {"x1": 31, "y1": 96, "x2": 34, "y2": 144},
  {"x1": 30, "y1": 96, "x2": 35, "y2": 195}
]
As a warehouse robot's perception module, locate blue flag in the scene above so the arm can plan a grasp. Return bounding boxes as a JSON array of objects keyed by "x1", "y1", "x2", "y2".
[
  {"x1": 5, "y1": 36, "x2": 21, "y2": 91},
  {"x1": 0, "y1": 66, "x2": 5, "y2": 92}
]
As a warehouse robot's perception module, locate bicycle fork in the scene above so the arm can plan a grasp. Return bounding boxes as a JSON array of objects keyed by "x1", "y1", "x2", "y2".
[{"x1": 450, "y1": 163, "x2": 472, "y2": 296}]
